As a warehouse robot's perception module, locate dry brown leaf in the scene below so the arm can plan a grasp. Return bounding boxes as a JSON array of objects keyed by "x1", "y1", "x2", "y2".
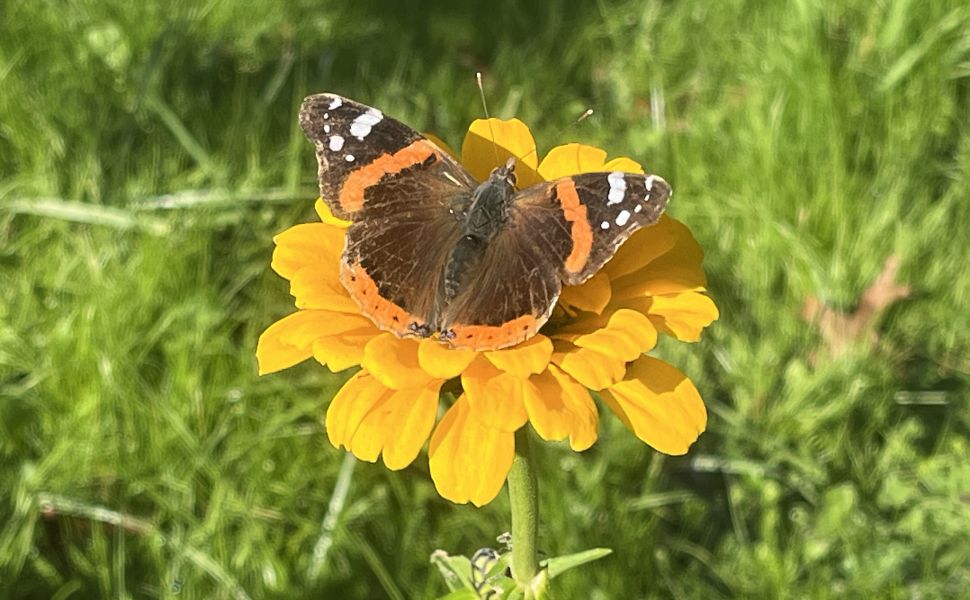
[{"x1": 803, "y1": 255, "x2": 911, "y2": 358}]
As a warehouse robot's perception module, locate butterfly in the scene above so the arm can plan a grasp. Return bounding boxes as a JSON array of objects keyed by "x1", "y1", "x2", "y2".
[{"x1": 299, "y1": 93, "x2": 671, "y2": 351}]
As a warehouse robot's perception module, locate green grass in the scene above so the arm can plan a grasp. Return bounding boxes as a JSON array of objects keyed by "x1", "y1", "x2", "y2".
[{"x1": 2, "y1": 0, "x2": 969, "y2": 598}]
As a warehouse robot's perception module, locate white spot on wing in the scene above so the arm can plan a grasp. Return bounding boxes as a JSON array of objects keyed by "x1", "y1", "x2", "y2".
[
  {"x1": 350, "y1": 108, "x2": 384, "y2": 140},
  {"x1": 615, "y1": 209, "x2": 631, "y2": 226},
  {"x1": 600, "y1": 221, "x2": 610, "y2": 230},
  {"x1": 323, "y1": 124, "x2": 331, "y2": 133},
  {"x1": 345, "y1": 154, "x2": 355, "y2": 162},
  {"x1": 634, "y1": 204, "x2": 642, "y2": 213},
  {"x1": 644, "y1": 175, "x2": 656, "y2": 191},
  {"x1": 607, "y1": 171, "x2": 626, "y2": 205},
  {"x1": 328, "y1": 97, "x2": 343, "y2": 110},
  {"x1": 328, "y1": 135, "x2": 345, "y2": 151},
  {"x1": 323, "y1": 113, "x2": 329, "y2": 119},
  {"x1": 443, "y1": 171, "x2": 462, "y2": 186}
]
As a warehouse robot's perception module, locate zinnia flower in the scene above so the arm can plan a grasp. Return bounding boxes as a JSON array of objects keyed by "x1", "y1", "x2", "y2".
[{"x1": 257, "y1": 117, "x2": 718, "y2": 506}]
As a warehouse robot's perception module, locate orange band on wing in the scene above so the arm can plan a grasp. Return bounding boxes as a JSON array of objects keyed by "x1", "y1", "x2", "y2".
[
  {"x1": 338, "y1": 140, "x2": 437, "y2": 213},
  {"x1": 555, "y1": 180, "x2": 593, "y2": 274},
  {"x1": 445, "y1": 315, "x2": 539, "y2": 351},
  {"x1": 340, "y1": 260, "x2": 425, "y2": 336}
]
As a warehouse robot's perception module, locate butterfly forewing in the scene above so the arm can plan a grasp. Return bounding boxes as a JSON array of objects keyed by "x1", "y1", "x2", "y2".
[
  {"x1": 299, "y1": 93, "x2": 476, "y2": 220},
  {"x1": 515, "y1": 172, "x2": 671, "y2": 286},
  {"x1": 301, "y1": 93, "x2": 477, "y2": 336}
]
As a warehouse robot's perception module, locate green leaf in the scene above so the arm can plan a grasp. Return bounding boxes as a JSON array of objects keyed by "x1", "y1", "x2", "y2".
[
  {"x1": 430, "y1": 551, "x2": 475, "y2": 592},
  {"x1": 540, "y1": 548, "x2": 613, "y2": 579},
  {"x1": 436, "y1": 591, "x2": 480, "y2": 600}
]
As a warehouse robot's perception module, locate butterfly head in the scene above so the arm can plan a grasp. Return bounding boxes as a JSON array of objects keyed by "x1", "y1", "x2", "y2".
[{"x1": 488, "y1": 155, "x2": 518, "y2": 189}]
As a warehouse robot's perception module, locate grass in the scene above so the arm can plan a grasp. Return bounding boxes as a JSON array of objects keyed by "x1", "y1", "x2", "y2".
[{"x1": 2, "y1": 0, "x2": 969, "y2": 597}]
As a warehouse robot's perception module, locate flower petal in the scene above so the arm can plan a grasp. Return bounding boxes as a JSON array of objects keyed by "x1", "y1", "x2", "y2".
[
  {"x1": 289, "y1": 265, "x2": 359, "y2": 313},
  {"x1": 326, "y1": 371, "x2": 387, "y2": 453},
  {"x1": 314, "y1": 198, "x2": 352, "y2": 228},
  {"x1": 552, "y1": 346, "x2": 626, "y2": 391},
  {"x1": 523, "y1": 365, "x2": 598, "y2": 451},
  {"x1": 537, "y1": 143, "x2": 608, "y2": 180},
  {"x1": 313, "y1": 326, "x2": 381, "y2": 372},
  {"x1": 271, "y1": 223, "x2": 345, "y2": 281},
  {"x1": 602, "y1": 157, "x2": 645, "y2": 174},
  {"x1": 601, "y1": 356, "x2": 706, "y2": 455},
  {"x1": 609, "y1": 217, "x2": 707, "y2": 297},
  {"x1": 461, "y1": 356, "x2": 529, "y2": 431},
  {"x1": 362, "y1": 333, "x2": 434, "y2": 390},
  {"x1": 601, "y1": 215, "x2": 679, "y2": 281},
  {"x1": 646, "y1": 293, "x2": 719, "y2": 342},
  {"x1": 462, "y1": 118, "x2": 541, "y2": 188},
  {"x1": 558, "y1": 272, "x2": 612, "y2": 315},
  {"x1": 326, "y1": 371, "x2": 441, "y2": 470},
  {"x1": 429, "y1": 394, "x2": 515, "y2": 506},
  {"x1": 257, "y1": 310, "x2": 371, "y2": 375},
  {"x1": 256, "y1": 312, "x2": 316, "y2": 374},
  {"x1": 567, "y1": 308, "x2": 658, "y2": 361},
  {"x1": 484, "y1": 334, "x2": 553, "y2": 378},
  {"x1": 417, "y1": 339, "x2": 477, "y2": 379}
]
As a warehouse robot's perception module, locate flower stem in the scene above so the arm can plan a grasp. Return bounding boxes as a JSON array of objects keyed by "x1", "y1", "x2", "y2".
[{"x1": 508, "y1": 427, "x2": 540, "y2": 589}]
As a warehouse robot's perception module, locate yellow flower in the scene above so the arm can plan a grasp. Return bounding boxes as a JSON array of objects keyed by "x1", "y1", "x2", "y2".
[{"x1": 257, "y1": 118, "x2": 718, "y2": 506}]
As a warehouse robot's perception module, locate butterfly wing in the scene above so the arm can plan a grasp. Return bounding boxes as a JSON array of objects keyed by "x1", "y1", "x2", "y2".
[
  {"x1": 439, "y1": 171, "x2": 671, "y2": 350},
  {"x1": 300, "y1": 93, "x2": 478, "y2": 336}
]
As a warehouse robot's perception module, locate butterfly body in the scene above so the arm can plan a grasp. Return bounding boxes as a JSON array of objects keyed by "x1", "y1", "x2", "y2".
[{"x1": 300, "y1": 93, "x2": 671, "y2": 351}]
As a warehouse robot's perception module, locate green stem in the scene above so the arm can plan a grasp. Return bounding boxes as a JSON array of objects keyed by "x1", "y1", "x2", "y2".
[{"x1": 508, "y1": 427, "x2": 540, "y2": 588}]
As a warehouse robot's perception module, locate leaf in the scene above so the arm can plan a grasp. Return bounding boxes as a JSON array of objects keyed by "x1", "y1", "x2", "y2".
[
  {"x1": 430, "y1": 551, "x2": 475, "y2": 592},
  {"x1": 802, "y1": 254, "x2": 911, "y2": 359},
  {"x1": 541, "y1": 547, "x2": 613, "y2": 579},
  {"x1": 436, "y1": 591, "x2": 480, "y2": 600}
]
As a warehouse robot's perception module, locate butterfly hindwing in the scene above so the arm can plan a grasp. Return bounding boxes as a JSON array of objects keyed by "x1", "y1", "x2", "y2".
[{"x1": 439, "y1": 212, "x2": 564, "y2": 350}]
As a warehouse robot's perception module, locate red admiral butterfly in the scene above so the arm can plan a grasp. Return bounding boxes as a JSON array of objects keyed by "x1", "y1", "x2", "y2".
[{"x1": 299, "y1": 93, "x2": 671, "y2": 351}]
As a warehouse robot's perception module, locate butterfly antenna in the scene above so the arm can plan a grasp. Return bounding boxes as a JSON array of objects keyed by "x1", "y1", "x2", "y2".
[
  {"x1": 477, "y1": 72, "x2": 502, "y2": 167},
  {"x1": 576, "y1": 107, "x2": 594, "y2": 123}
]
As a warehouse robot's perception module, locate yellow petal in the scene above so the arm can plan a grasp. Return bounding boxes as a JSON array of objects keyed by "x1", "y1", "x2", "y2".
[
  {"x1": 601, "y1": 356, "x2": 706, "y2": 455},
  {"x1": 552, "y1": 346, "x2": 626, "y2": 391},
  {"x1": 484, "y1": 335, "x2": 553, "y2": 378},
  {"x1": 326, "y1": 372, "x2": 441, "y2": 470},
  {"x1": 646, "y1": 293, "x2": 719, "y2": 342},
  {"x1": 256, "y1": 312, "x2": 316, "y2": 374},
  {"x1": 362, "y1": 333, "x2": 433, "y2": 390},
  {"x1": 461, "y1": 356, "x2": 529, "y2": 431},
  {"x1": 257, "y1": 310, "x2": 369, "y2": 375},
  {"x1": 289, "y1": 265, "x2": 359, "y2": 313},
  {"x1": 609, "y1": 217, "x2": 708, "y2": 297},
  {"x1": 313, "y1": 326, "x2": 380, "y2": 372},
  {"x1": 326, "y1": 371, "x2": 387, "y2": 453},
  {"x1": 603, "y1": 157, "x2": 645, "y2": 174},
  {"x1": 271, "y1": 223, "x2": 345, "y2": 281},
  {"x1": 461, "y1": 118, "x2": 541, "y2": 188},
  {"x1": 537, "y1": 143, "x2": 607, "y2": 179},
  {"x1": 568, "y1": 308, "x2": 658, "y2": 361},
  {"x1": 558, "y1": 272, "x2": 612, "y2": 315},
  {"x1": 417, "y1": 339, "x2": 478, "y2": 379},
  {"x1": 523, "y1": 365, "x2": 598, "y2": 451},
  {"x1": 601, "y1": 215, "x2": 679, "y2": 281},
  {"x1": 314, "y1": 198, "x2": 352, "y2": 228},
  {"x1": 429, "y1": 395, "x2": 515, "y2": 506}
]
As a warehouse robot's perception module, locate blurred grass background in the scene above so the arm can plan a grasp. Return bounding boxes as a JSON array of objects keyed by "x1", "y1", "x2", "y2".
[{"x1": 2, "y1": 0, "x2": 969, "y2": 598}]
